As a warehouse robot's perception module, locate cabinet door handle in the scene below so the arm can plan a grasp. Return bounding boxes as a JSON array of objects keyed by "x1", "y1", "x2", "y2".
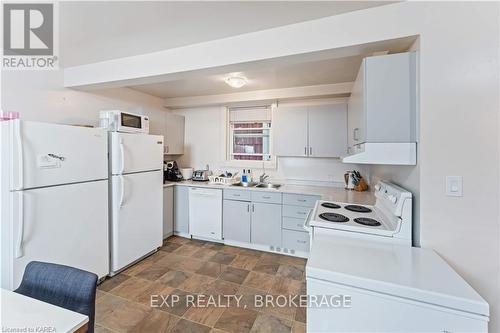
[
  {"x1": 353, "y1": 128, "x2": 360, "y2": 141},
  {"x1": 247, "y1": 204, "x2": 250, "y2": 212},
  {"x1": 252, "y1": 204, "x2": 255, "y2": 212},
  {"x1": 309, "y1": 147, "x2": 312, "y2": 155},
  {"x1": 304, "y1": 147, "x2": 307, "y2": 156}
]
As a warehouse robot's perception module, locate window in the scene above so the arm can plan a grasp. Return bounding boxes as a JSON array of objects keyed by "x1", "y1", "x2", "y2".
[
  {"x1": 230, "y1": 121, "x2": 271, "y2": 161},
  {"x1": 226, "y1": 106, "x2": 275, "y2": 166}
]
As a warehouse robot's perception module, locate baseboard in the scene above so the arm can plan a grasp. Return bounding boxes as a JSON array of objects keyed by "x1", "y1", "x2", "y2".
[
  {"x1": 173, "y1": 231, "x2": 191, "y2": 238},
  {"x1": 224, "y1": 240, "x2": 309, "y2": 259}
]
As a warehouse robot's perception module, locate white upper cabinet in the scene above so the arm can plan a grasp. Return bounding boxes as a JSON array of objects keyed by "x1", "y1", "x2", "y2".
[
  {"x1": 308, "y1": 104, "x2": 347, "y2": 158},
  {"x1": 273, "y1": 105, "x2": 309, "y2": 157},
  {"x1": 344, "y1": 52, "x2": 417, "y2": 165},
  {"x1": 163, "y1": 114, "x2": 185, "y2": 155},
  {"x1": 343, "y1": 52, "x2": 417, "y2": 165},
  {"x1": 273, "y1": 104, "x2": 347, "y2": 158}
]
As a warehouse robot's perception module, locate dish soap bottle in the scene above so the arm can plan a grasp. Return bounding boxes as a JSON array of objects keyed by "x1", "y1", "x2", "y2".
[{"x1": 241, "y1": 169, "x2": 248, "y2": 183}]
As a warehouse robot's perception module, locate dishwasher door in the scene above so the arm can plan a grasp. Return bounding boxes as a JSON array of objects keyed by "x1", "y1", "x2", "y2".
[{"x1": 188, "y1": 187, "x2": 223, "y2": 241}]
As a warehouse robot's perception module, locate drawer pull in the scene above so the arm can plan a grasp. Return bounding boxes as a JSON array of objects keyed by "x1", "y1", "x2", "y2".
[
  {"x1": 233, "y1": 194, "x2": 241, "y2": 197},
  {"x1": 297, "y1": 224, "x2": 302, "y2": 228},
  {"x1": 297, "y1": 199, "x2": 307, "y2": 202},
  {"x1": 262, "y1": 196, "x2": 271, "y2": 199},
  {"x1": 297, "y1": 211, "x2": 307, "y2": 215},
  {"x1": 297, "y1": 240, "x2": 307, "y2": 244}
]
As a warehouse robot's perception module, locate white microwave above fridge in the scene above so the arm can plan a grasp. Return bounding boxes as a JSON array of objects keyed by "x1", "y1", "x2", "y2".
[{"x1": 99, "y1": 110, "x2": 150, "y2": 134}]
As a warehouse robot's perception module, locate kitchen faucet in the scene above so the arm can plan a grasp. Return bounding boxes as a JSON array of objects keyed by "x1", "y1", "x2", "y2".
[
  {"x1": 259, "y1": 173, "x2": 270, "y2": 183},
  {"x1": 259, "y1": 161, "x2": 269, "y2": 183}
]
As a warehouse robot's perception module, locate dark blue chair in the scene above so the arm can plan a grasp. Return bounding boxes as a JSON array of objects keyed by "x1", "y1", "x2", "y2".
[{"x1": 14, "y1": 261, "x2": 98, "y2": 333}]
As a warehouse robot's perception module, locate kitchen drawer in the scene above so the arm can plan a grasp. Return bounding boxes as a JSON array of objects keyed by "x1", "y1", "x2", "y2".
[
  {"x1": 282, "y1": 229, "x2": 309, "y2": 252},
  {"x1": 282, "y1": 217, "x2": 308, "y2": 232},
  {"x1": 283, "y1": 205, "x2": 311, "y2": 219},
  {"x1": 283, "y1": 193, "x2": 320, "y2": 207},
  {"x1": 224, "y1": 189, "x2": 251, "y2": 201},
  {"x1": 251, "y1": 191, "x2": 282, "y2": 204}
]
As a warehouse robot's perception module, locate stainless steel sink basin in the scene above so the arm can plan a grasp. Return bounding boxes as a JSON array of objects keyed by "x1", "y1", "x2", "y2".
[
  {"x1": 232, "y1": 182, "x2": 257, "y2": 187},
  {"x1": 231, "y1": 182, "x2": 281, "y2": 189},
  {"x1": 255, "y1": 183, "x2": 282, "y2": 189}
]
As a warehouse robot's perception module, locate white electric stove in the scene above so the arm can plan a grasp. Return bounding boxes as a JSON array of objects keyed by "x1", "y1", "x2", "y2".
[{"x1": 306, "y1": 181, "x2": 412, "y2": 245}]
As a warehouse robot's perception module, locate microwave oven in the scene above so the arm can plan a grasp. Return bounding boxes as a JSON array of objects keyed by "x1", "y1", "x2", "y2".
[{"x1": 99, "y1": 110, "x2": 150, "y2": 134}]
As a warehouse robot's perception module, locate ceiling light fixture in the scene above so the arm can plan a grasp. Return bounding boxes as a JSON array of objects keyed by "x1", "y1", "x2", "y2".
[{"x1": 224, "y1": 75, "x2": 248, "y2": 88}]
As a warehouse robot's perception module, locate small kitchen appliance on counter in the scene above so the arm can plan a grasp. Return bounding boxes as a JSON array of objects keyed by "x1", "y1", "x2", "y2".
[
  {"x1": 164, "y1": 161, "x2": 183, "y2": 182},
  {"x1": 180, "y1": 167, "x2": 194, "y2": 180},
  {"x1": 192, "y1": 169, "x2": 212, "y2": 181}
]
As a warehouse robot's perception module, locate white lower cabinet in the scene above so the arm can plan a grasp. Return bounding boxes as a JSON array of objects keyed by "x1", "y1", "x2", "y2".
[
  {"x1": 223, "y1": 199, "x2": 251, "y2": 243},
  {"x1": 281, "y1": 194, "x2": 319, "y2": 255},
  {"x1": 251, "y1": 202, "x2": 282, "y2": 247},
  {"x1": 282, "y1": 229, "x2": 309, "y2": 252},
  {"x1": 163, "y1": 186, "x2": 174, "y2": 238},
  {"x1": 174, "y1": 185, "x2": 189, "y2": 235}
]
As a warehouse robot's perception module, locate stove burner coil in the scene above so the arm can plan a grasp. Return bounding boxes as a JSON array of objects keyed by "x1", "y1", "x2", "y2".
[
  {"x1": 354, "y1": 217, "x2": 381, "y2": 226},
  {"x1": 321, "y1": 202, "x2": 341, "y2": 209},
  {"x1": 344, "y1": 205, "x2": 372, "y2": 213},
  {"x1": 319, "y1": 213, "x2": 349, "y2": 223}
]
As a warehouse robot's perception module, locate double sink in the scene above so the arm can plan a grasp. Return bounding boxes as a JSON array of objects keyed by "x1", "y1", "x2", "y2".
[{"x1": 232, "y1": 182, "x2": 282, "y2": 190}]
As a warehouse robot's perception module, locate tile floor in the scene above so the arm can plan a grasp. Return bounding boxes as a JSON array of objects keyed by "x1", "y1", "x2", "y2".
[{"x1": 95, "y1": 236, "x2": 307, "y2": 333}]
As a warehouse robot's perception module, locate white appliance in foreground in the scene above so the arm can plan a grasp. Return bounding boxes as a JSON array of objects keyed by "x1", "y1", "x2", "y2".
[
  {"x1": 1, "y1": 120, "x2": 109, "y2": 289},
  {"x1": 188, "y1": 187, "x2": 222, "y2": 241},
  {"x1": 305, "y1": 181, "x2": 489, "y2": 332},
  {"x1": 306, "y1": 235, "x2": 489, "y2": 332},
  {"x1": 109, "y1": 132, "x2": 163, "y2": 275}
]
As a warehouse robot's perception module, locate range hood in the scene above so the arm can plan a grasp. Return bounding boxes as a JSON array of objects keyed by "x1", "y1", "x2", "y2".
[{"x1": 342, "y1": 143, "x2": 417, "y2": 165}]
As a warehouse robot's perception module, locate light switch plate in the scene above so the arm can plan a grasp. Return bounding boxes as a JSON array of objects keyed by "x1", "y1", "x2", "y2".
[{"x1": 446, "y1": 176, "x2": 463, "y2": 197}]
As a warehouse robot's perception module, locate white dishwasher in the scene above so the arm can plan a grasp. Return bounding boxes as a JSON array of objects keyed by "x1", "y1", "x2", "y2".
[{"x1": 188, "y1": 187, "x2": 223, "y2": 241}]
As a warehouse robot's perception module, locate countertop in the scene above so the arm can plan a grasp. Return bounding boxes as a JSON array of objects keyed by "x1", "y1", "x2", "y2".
[{"x1": 164, "y1": 180, "x2": 375, "y2": 205}]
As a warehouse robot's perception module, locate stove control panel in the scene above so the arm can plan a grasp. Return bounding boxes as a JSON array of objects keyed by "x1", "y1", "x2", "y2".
[{"x1": 374, "y1": 181, "x2": 412, "y2": 217}]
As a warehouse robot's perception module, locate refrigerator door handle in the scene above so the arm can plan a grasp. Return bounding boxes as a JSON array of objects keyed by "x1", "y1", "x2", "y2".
[
  {"x1": 119, "y1": 140, "x2": 125, "y2": 174},
  {"x1": 119, "y1": 175, "x2": 125, "y2": 208},
  {"x1": 14, "y1": 120, "x2": 24, "y2": 190},
  {"x1": 15, "y1": 191, "x2": 24, "y2": 258}
]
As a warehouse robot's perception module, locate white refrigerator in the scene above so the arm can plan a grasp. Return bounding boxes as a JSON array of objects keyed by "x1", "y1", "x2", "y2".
[
  {"x1": 0, "y1": 120, "x2": 110, "y2": 290},
  {"x1": 109, "y1": 132, "x2": 163, "y2": 275}
]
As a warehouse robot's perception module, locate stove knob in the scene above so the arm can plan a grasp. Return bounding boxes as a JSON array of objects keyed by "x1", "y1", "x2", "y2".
[
  {"x1": 374, "y1": 184, "x2": 381, "y2": 191},
  {"x1": 388, "y1": 195, "x2": 397, "y2": 204}
]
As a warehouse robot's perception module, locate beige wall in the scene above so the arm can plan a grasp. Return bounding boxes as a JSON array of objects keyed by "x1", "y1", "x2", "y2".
[{"x1": 1, "y1": 70, "x2": 166, "y2": 133}]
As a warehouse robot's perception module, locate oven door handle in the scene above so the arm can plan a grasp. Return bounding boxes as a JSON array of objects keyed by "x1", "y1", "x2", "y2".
[{"x1": 303, "y1": 208, "x2": 313, "y2": 233}]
